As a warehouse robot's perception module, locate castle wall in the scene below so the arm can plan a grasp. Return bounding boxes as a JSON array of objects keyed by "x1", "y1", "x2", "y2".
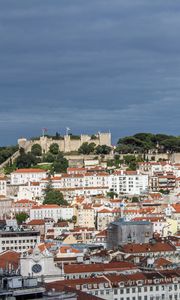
[{"x1": 18, "y1": 132, "x2": 112, "y2": 154}]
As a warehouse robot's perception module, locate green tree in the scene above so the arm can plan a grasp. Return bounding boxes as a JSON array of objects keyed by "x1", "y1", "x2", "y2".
[
  {"x1": 49, "y1": 143, "x2": 59, "y2": 155},
  {"x1": 71, "y1": 215, "x2": 77, "y2": 224},
  {"x1": 107, "y1": 191, "x2": 118, "y2": 199},
  {"x1": 124, "y1": 155, "x2": 136, "y2": 165},
  {"x1": 43, "y1": 152, "x2": 55, "y2": 163},
  {"x1": 132, "y1": 196, "x2": 139, "y2": 203},
  {"x1": 43, "y1": 189, "x2": 68, "y2": 206},
  {"x1": 43, "y1": 180, "x2": 68, "y2": 206},
  {"x1": 95, "y1": 145, "x2": 112, "y2": 155},
  {"x1": 16, "y1": 152, "x2": 39, "y2": 168},
  {"x1": 0, "y1": 145, "x2": 18, "y2": 164},
  {"x1": 52, "y1": 156, "x2": 68, "y2": 173},
  {"x1": 16, "y1": 212, "x2": 29, "y2": 224},
  {"x1": 31, "y1": 144, "x2": 42, "y2": 156},
  {"x1": 78, "y1": 142, "x2": 96, "y2": 154}
]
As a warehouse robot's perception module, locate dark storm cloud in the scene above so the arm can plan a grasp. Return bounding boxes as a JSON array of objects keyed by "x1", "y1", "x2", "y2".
[{"x1": 0, "y1": 0, "x2": 180, "y2": 144}]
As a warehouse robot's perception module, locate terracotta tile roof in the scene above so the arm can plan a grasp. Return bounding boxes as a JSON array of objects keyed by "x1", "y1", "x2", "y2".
[
  {"x1": 59, "y1": 246, "x2": 81, "y2": 254},
  {"x1": 95, "y1": 229, "x2": 107, "y2": 237},
  {"x1": 15, "y1": 199, "x2": 36, "y2": 204},
  {"x1": 154, "y1": 257, "x2": 172, "y2": 268},
  {"x1": 64, "y1": 261, "x2": 136, "y2": 274},
  {"x1": 13, "y1": 168, "x2": 46, "y2": 173},
  {"x1": 98, "y1": 209, "x2": 112, "y2": 213},
  {"x1": 54, "y1": 221, "x2": 69, "y2": 227},
  {"x1": 0, "y1": 250, "x2": 20, "y2": 270},
  {"x1": 38, "y1": 242, "x2": 55, "y2": 252},
  {"x1": 121, "y1": 242, "x2": 176, "y2": 254},
  {"x1": 67, "y1": 167, "x2": 86, "y2": 172},
  {"x1": 31, "y1": 204, "x2": 60, "y2": 209},
  {"x1": 27, "y1": 219, "x2": 45, "y2": 225},
  {"x1": 30, "y1": 182, "x2": 40, "y2": 186},
  {"x1": 0, "y1": 176, "x2": 7, "y2": 181},
  {"x1": 46, "y1": 276, "x2": 109, "y2": 288},
  {"x1": 172, "y1": 204, "x2": 180, "y2": 213},
  {"x1": 125, "y1": 171, "x2": 138, "y2": 175}
]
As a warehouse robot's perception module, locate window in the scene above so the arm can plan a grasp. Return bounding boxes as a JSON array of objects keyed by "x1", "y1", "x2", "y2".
[{"x1": 114, "y1": 289, "x2": 118, "y2": 295}]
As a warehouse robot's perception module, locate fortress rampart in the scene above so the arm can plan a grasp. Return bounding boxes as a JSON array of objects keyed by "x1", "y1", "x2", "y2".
[{"x1": 18, "y1": 132, "x2": 112, "y2": 154}]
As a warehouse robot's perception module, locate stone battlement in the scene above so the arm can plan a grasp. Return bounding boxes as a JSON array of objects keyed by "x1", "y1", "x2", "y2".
[{"x1": 18, "y1": 132, "x2": 111, "y2": 154}]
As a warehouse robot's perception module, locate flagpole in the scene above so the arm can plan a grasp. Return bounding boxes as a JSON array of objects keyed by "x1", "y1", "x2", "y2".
[{"x1": 66, "y1": 127, "x2": 70, "y2": 136}]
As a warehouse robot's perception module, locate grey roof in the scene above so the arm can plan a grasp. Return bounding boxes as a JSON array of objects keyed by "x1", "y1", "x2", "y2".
[{"x1": 111, "y1": 220, "x2": 151, "y2": 226}]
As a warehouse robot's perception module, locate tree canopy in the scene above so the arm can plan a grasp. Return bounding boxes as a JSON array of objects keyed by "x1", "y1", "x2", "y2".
[
  {"x1": 78, "y1": 143, "x2": 112, "y2": 155},
  {"x1": 16, "y1": 150, "x2": 40, "y2": 168},
  {"x1": 95, "y1": 145, "x2": 111, "y2": 155},
  {"x1": 43, "y1": 180, "x2": 68, "y2": 206},
  {"x1": 0, "y1": 145, "x2": 18, "y2": 165},
  {"x1": 16, "y1": 212, "x2": 29, "y2": 224},
  {"x1": 116, "y1": 133, "x2": 180, "y2": 153},
  {"x1": 78, "y1": 142, "x2": 96, "y2": 154},
  {"x1": 31, "y1": 144, "x2": 42, "y2": 156},
  {"x1": 49, "y1": 143, "x2": 59, "y2": 155}
]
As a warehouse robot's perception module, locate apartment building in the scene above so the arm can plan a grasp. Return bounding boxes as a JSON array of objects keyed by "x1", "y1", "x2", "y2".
[
  {"x1": 17, "y1": 182, "x2": 42, "y2": 200},
  {"x1": 11, "y1": 168, "x2": 47, "y2": 185},
  {"x1": 47, "y1": 269, "x2": 180, "y2": 300},
  {"x1": 30, "y1": 204, "x2": 74, "y2": 222},
  {"x1": 109, "y1": 171, "x2": 148, "y2": 195},
  {"x1": 76, "y1": 204, "x2": 96, "y2": 228},
  {"x1": 0, "y1": 229, "x2": 40, "y2": 253}
]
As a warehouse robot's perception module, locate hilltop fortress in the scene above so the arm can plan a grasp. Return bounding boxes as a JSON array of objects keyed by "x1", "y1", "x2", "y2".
[{"x1": 18, "y1": 132, "x2": 112, "y2": 154}]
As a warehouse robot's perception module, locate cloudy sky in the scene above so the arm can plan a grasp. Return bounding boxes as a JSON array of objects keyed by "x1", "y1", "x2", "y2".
[{"x1": 1, "y1": 0, "x2": 180, "y2": 145}]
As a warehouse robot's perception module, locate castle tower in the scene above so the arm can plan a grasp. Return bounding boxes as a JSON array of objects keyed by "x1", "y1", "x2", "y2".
[{"x1": 99, "y1": 132, "x2": 111, "y2": 146}]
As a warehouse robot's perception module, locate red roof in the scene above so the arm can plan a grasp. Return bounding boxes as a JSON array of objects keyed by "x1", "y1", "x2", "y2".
[
  {"x1": 27, "y1": 219, "x2": 45, "y2": 225},
  {"x1": 98, "y1": 209, "x2": 112, "y2": 214},
  {"x1": 31, "y1": 204, "x2": 60, "y2": 209},
  {"x1": 121, "y1": 242, "x2": 176, "y2": 254},
  {"x1": 172, "y1": 204, "x2": 180, "y2": 213},
  {"x1": 14, "y1": 168, "x2": 46, "y2": 173},
  {"x1": 0, "y1": 250, "x2": 20, "y2": 270},
  {"x1": 96, "y1": 229, "x2": 107, "y2": 237},
  {"x1": 64, "y1": 261, "x2": 136, "y2": 274},
  {"x1": 59, "y1": 246, "x2": 81, "y2": 254},
  {"x1": 15, "y1": 199, "x2": 36, "y2": 204}
]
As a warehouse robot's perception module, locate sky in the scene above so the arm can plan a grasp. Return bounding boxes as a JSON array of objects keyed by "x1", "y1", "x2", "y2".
[{"x1": 1, "y1": 0, "x2": 180, "y2": 145}]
